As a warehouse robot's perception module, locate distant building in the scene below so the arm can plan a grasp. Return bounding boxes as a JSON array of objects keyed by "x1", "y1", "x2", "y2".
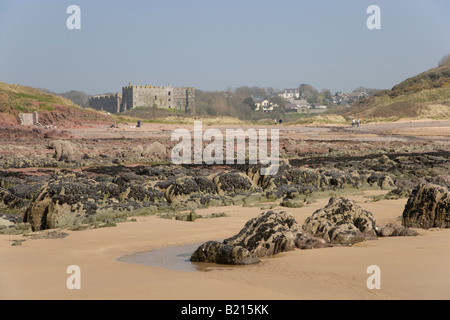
[
  {"x1": 279, "y1": 88, "x2": 300, "y2": 100},
  {"x1": 294, "y1": 99, "x2": 310, "y2": 108},
  {"x1": 310, "y1": 103, "x2": 327, "y2": 110},
  {"x1": 253, "y1": 96, "x2": 279, "y2": 113},
  {"x1": 335, "y1": 91, "x2": 368, "y2": 105},
  {"x1": 89, "y1": 83, "x2": 195, "y2": 115}
]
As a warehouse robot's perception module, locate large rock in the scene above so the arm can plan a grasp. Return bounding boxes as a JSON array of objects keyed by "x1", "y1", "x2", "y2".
[
  {"x1": 376, "y1": 223, "x2": 418, "y2": 237},
  {"x1": 402, "y1": 184, "x2": 450, "y2": 229},
  {"x1": 302, "y1": 197, "x2": 377, "y2": 246},
  {"x1": 24, "y1": 171, "x2": 167, "y2": 231},
  {"x1": 190, "y1": 241, "x2": 260, "y2": 265},
  {"x1": 212, "y1": 171, "x2": 257, "y2": 196},
  {"x1": 0, "y1": 188, "x2": 24, "y2": 209},
  {"x1": 224, "y1": 211, "x2": 304, "y2": 257},
  {"x1": 191, "y1": 211, "x2": 327, "y2": 265},
  {"x1": 48, "y1": 140, "x2": 83, "y2": 162},
  {"x1": 141, "y1": 142, "x2": 167, "y2": 161}
]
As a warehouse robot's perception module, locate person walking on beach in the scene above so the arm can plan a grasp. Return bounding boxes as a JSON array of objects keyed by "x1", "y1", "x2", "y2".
[
  {"x1": 357, "y1": 119, "x2": 360, "y2": 128},
  {"x1": 352, "y1": 119, "x2": 356, "y2": 127}
]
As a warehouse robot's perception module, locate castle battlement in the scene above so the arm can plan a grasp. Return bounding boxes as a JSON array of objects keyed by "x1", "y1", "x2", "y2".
[
  {"x1": 91, "y1": 82, "x2": 195, "y2": 115},
  {"x1": 89, "y1": 92, "x2": 122, "y2": 113},
  {"x1": 89, "y1": 93, "x2": 122, "y2": 101}
]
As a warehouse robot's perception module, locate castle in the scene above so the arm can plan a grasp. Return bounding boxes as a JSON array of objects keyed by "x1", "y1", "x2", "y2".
[{"x1": 89, "y1": 83, "x2": 195, "y2": 115}]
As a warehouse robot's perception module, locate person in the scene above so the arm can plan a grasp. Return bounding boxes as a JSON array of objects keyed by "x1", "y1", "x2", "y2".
[
  {"x1": 352, "y1": 119, "x2": 356, "y2": 127},
  {"x1": 357, "y1": 119, "x2": 360, "y2": 128},
  {"x1": 274, "y1": 119, "x2": 277, "y2": 125},
  {"x1": 137, "y1": 120, "x2": 141, "y2": 128},
  {"x1": 279, "y1": 118, "x2": 283, "y2": 124}
]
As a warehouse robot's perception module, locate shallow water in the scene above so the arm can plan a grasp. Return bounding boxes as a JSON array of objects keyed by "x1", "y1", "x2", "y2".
[{"x1": 117, "y1": 242, "x2": 245, "y2": 273}]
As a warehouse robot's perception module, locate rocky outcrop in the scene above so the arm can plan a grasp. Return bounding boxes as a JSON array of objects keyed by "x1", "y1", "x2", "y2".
[
  {"x1": 24, "y1": 171, "x2": 168, "y2": 231},
  {"x1": 224, "y1": 211, "x2": 305, "y2": 257},
  {"x1": 302, "y1": 197, "x2": 377, "y2": 246},
  {"x1": 191, "y1": 211, "x2": 327, "y2": 265},
  {"x1": 141, "y1": 142, "x2": 167, "y2": 161},
  {"x1": 0, "y1": 188, "x2": 24, "y2": 209},
  {"x1": 402, "y1": 184, "x2": 450, "y2": 229},
  {"x1": 376, "y1": 223, "x2": 418, "y2": 237},
  {"x1": 156, "y1": 176, "x2": 217, "y2": 205},
  {"x1": 190, "y1": 241, "x2": 260, "y2": 265},
  {"x1": 212, "y1": 171, "x2": 258, "y2": 196},
  {"x1": 48, "y1": 140, "x2": 83, "y2": 162}
]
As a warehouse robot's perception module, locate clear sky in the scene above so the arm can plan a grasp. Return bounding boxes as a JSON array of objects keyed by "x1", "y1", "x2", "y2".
[{"x1": 0, "y1": 0, "x2": 449, "y2": 95}]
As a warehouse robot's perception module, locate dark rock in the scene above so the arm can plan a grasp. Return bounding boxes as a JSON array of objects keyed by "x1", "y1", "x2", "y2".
[
  {"x1": 23, "y1": 171, "x2": 167, "y2": 231},
  {"x1": 0, "y1": 188, "x2": 24, "y2": 209},
  {"x1": 302, "y1": 197, "x2": 377, "y2": 246},
  {"x1": 212, "y1": 171, "x2": 256, "y2": 195},
  {"x1": 376, "y1": 223, "x2": 418, "y2": 237},
  {"x1": 224, "y1": 211, "x2": 303, "y2": 258},
  {"x1": 191, "y1": 210, "x2": 329, "y2": 265},
  {"x1": 402, "y1": 184, "x2": 450, "y2": 229},
  {"x1": 190, "y1": 241, "x2": 260, "y2": 265}
]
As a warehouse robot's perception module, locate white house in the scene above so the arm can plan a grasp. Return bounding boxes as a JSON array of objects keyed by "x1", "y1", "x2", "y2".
[
  {"x1": 253, "y1": 96, "x2": 278, "y2": 113},
  {"x1": 279, "y1": 88, "x2": 300, "y2": 100}
]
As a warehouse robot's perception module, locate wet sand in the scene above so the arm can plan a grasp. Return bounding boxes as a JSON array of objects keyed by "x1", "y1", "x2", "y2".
[
  {"x1": 69, "y1": 119, "x2": 450, "y2": 142},
  {"x1": 1, "y1": 190, "x2": 450, "y2": 300}
]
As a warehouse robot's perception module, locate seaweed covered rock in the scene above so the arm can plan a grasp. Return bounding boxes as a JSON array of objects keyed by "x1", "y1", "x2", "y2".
[
  {"x1": 302, "y1": 197, "x2": 377, "y2": 246},
  {"x1": 376, "y1": 223, "x2": 418, "y2": 237},
  {"x1": 212, "y1": 171, "x2": 257, "y2": 196},
  {"x1": 191, "y1": 211, "x2": 327, "y2": 265},
  {"x1": 156, "y1": 176, "x2": 217, "y2": 204},
  {"x1": 0, "y1": 188, "x2": 24, "y2": 209},
  {"x1": 24, "y1": 171, "x2": 167, "y2": 231},
  {"x1": 402, "y1": 184, "x2": 450, "y2": 229},
  {"x1": 224, "y1": 211, "x2": 303, "y2": 257},
  {"x1": 190, "y1": 241, "x2": 260, "y2": 265}
]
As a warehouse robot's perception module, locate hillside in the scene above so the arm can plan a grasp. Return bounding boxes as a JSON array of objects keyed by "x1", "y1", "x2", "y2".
[
  {"x1": 0, "y1": 82, "x2": 111, "y2": 127},
  {"x1": 344, "y1": 64, "x2": 450, "y2": 120}
]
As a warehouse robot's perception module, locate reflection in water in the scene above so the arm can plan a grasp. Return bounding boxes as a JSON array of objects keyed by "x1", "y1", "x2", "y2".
[{"x1": 117, "y1": 242, "x2": 247, "y2": 273}]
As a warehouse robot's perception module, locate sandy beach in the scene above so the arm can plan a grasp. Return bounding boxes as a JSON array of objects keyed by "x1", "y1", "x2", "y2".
[{"x1": 2, "y1": 190, "x2": 450, "y2": 300}]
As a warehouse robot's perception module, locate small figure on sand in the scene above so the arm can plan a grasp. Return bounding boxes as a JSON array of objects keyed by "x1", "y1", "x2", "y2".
[
  {"x1": 352, "y1": 119, "x2": 356, "y2": 127},
  {"x1": 137, "y1": 120, "x2": 141, "y2": 128},
  {"x1": 357, "y1": 119, "x2": 360, "y2": 128},
  {"x1": 279, "y1": 118, "x2": 283, "y2": 125}
]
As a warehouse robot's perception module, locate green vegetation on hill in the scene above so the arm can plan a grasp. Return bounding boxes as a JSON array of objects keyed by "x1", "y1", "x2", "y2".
[
  {"x1": 344, "y1": 63, "x2": 450, "y2": 120},
  {"x1": 0, "y1": 82, "x2": 110, "y2": 125},
  {"x1": 0, "y1": 82, "x2": 86, "y2": 113}
]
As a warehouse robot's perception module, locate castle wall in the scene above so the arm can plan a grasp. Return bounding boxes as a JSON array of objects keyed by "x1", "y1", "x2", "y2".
[
  {"x1": 120, "y1": 84, "x2": 195, "y2": 114},
  {"x1": 89, "y1": 93, "x2": 121, "y2": 114},
  {"x1": 174, "y1": 87, "x2": 196, "y2": 115}
]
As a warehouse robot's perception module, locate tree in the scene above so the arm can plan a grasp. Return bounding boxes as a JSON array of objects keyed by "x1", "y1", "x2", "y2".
[
  {"x1": 321, "y1": 89, "x2": 332, "y2": 100},
  {"x1": 243, "y1": 97, "x2": 257, "y2": 110},
  {"x1": 269, "y1": 96, "x2": 286, "y2": 112},
  {"x1": 299, "y1": 84, "x2": 319, "y2": 103},
  {"x1": 438, "y1": 54, "x2": 450, "y2": 67}
]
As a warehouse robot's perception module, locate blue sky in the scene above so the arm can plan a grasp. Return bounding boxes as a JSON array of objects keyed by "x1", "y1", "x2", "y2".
[{"x1": 0, "y1": 0, "x2": 449, "y2": 95}]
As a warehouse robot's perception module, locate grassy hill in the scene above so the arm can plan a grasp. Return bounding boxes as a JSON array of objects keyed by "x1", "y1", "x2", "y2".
[
  {"x1": 344, "y1": 64, "x2": 450, "y2": 120},
  {"x1": 0, "y1": 82, "x2": 111, "y2": 126}
]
